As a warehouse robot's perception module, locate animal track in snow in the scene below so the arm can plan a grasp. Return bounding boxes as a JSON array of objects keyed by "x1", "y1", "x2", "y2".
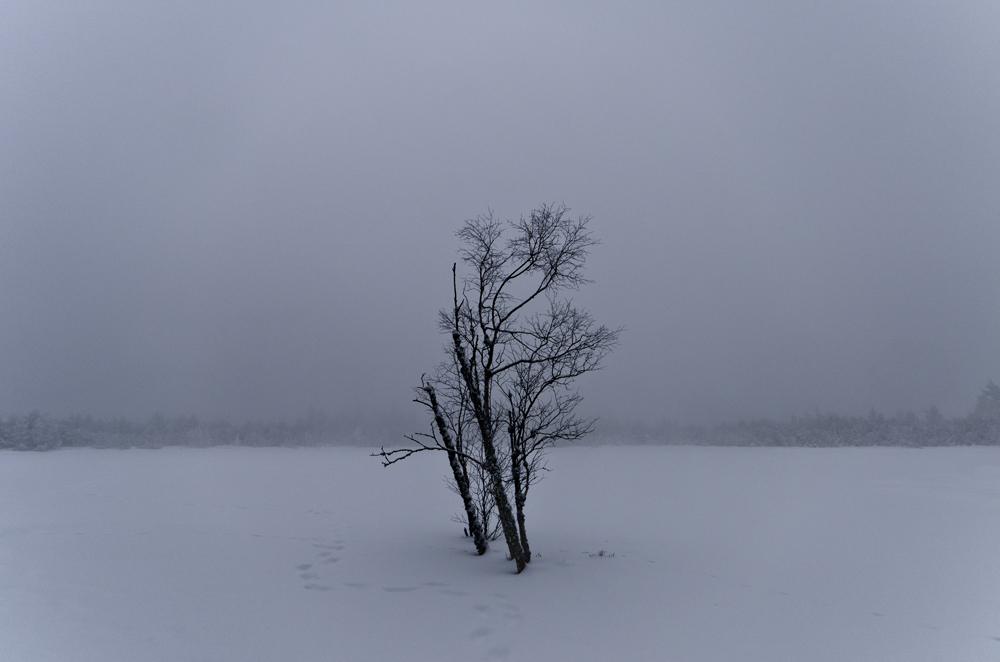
[{"x1": 294, "y1": 527, "x2": 347, "y2": 591}]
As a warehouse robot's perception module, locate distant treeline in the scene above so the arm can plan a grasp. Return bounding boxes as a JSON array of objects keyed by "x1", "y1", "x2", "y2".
[
  {"x1": 2, "y1": 383, "x2": 999, "y2": 451},
  {"x1": 591, "y1": 382, "x2": 1000, "y2": 447},
  {"x1": 0, "y1": 409, "x2": 411, "y2": 451}
]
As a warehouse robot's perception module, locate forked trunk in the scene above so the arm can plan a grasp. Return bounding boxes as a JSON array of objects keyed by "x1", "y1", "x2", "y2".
[{"x1": 453, "y1": 331, "x2": 526, "y2": 572}]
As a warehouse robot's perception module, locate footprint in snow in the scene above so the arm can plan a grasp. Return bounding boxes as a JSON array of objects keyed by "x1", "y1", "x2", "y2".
[{"x1": 295, "y1": 532, "x2": 347, "y2": 590}]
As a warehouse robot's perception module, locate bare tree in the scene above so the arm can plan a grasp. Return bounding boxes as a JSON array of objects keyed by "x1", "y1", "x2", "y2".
[
  {"x1": 380, "y1": 373, "x2": 490, "y2": 556},
  {"x1": 377, "y1": 204, "x2": 619, "y2": 573},
  {"x1": 501, "y1": 300, "x2": 617, "y2": 558}
]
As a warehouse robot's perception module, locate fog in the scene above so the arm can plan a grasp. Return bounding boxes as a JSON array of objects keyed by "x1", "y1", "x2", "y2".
[{"x1": 1, "y1": 1, "x2": 998, "y2": 426}]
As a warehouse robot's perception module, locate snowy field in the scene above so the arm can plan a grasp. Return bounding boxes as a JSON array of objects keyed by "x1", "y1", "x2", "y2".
[{"x1": 1, "y1": 445, "x2": 998, "y2": 662}]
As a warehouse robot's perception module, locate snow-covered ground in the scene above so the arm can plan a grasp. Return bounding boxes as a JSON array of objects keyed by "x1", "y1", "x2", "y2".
[{"x1": 1, "y1": 445, "x2": 998, "y2": 661}]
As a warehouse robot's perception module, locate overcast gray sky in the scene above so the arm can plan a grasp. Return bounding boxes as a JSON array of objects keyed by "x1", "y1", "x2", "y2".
[{"x1": 1, "y1": 0, "x2": 998, "y2": 425}]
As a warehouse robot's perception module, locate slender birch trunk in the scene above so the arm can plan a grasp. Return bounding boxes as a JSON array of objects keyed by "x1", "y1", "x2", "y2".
[
  {"x1": 452, "y1": 331, "x2": 526, "y2": 572},
  {"x1": 423, "y1": 382, "x2": 488, "y2": 555},
  {"x1": 509, "y1": 424, "x2": 531, "y2": 561}
]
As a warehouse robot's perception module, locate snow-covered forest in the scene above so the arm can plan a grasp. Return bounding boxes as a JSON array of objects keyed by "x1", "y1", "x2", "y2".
[
  {"x1": 597, "y1": 381, "x2": 1000, "y2": 447},
  {"x1": 0, "y1": 409, "x2": 399, "y2": 451},
  {"x1": 3, "y1": 382, "x2": 998, "y2": 450}
]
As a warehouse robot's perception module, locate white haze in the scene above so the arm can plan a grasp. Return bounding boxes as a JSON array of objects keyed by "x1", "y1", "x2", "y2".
[{"x1": 1, "y1": 1, "x2": 999, "y2": 425}]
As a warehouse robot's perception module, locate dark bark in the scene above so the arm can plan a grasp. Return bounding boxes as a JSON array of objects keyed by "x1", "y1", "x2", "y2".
[
  {"x1": 515, "y1": 487, "x2": 529, "y2": 560},
  {"x1": 423, "y1": 382, "x2": 488, "y2": 555},
  {"x1": 452, "y1": 329, "x2": 527, "y2": 572},
  {"x1": 509, "y1": 422, "x2": 530, "y2": 561}
]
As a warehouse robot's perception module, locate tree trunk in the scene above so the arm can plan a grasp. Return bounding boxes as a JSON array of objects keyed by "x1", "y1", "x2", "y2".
[
  {"x1": 453, "y1": 331, "x2": 526, "y2": 572},
  {"x1": 510, "y1": 433, "x2": 530, "y2": 561},
  {"x1": 424, "y1": 383, "x2": 488, "y2": 555},
  {"x1": 515, "y1": 487, "x2": 529, "y2": 561}
]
